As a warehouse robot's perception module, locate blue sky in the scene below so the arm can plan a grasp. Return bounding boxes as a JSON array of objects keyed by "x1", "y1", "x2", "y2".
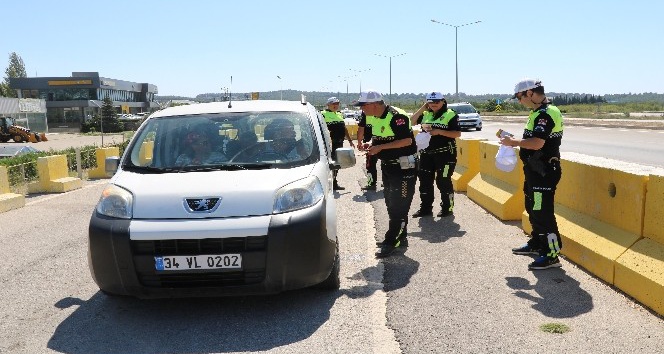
[{"x1": 3, "y1": 0, "x2": 663, "y2": 98}]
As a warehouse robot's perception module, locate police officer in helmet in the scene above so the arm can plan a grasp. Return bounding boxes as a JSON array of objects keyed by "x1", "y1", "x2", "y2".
[
  {"x1": 355, "y1": 90, "x2": 418, "y2": 258},
  {"x1": 321, "y1": 97, "x2": 355, "y2": 190},
  {"x1": 501, "y1": 78, "x2": 564, "y2": 270}
]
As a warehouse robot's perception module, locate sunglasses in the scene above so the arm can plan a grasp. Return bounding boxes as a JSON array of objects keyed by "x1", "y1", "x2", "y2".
[{"x1": 515, "y1": 92, "x2": 525, "y2": 100}]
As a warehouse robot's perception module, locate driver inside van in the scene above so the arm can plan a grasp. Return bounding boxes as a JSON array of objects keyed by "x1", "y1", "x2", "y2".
[
  {"x1": 175, "y1": 126, "x2": 227, "y2": 165},
  {"x1": 263, "y1": 118, "x2": 307, "y2": 161}
]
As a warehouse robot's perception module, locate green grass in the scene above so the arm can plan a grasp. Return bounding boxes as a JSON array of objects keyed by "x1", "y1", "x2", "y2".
[{"x1": 539, "y1": 322, "x2": 571, "y2": 334}]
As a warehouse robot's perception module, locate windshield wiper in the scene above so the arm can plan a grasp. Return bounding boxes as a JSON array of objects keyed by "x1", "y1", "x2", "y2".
[
  {"x1": 122, "y1": 165, "x2": 170, "y2": 174},
  {"x1": 172, "y1": 163, "x2": 273, "y2": 172}
]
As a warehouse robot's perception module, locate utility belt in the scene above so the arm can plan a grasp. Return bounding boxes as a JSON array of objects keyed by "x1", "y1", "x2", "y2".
[
  {"x1": 526, "y1": 153, "x2": 560, "y2": 176},
  {"x1": 382, "y1": 154, "x2": 418, "y2": 169},
  {"x1": 420, "y1": 146, "x2": 455, "y2": 154}
]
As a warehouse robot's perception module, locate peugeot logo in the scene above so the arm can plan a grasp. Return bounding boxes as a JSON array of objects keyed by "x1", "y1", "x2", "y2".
[{"x1": 184, "y1": 197, "x2": 221, "y2": 213}]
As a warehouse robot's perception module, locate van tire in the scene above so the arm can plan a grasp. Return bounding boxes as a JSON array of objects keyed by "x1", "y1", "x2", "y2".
[{"x1": 315, "y1": 243, "x2": 340, "y2": 290}]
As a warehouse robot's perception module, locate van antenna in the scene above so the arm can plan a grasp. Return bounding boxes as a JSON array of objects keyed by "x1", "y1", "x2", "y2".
[{"x1": 228, "y1": 76, "x2": 233, "y2": 108}]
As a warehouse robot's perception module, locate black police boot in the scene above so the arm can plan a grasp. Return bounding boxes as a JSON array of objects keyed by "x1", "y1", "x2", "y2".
[
  {"x1": 333, "y1": 182, "x2": 345, "y2": 191},
  {"x1": 412, "y1": 209, "x2": 433, "y2": 218}
]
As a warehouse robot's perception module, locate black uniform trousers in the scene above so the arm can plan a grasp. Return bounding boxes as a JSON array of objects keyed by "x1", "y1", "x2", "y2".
[
  {"x1": 381, "y1": 162, "x2": 417, "y2": 246},
  {"x1": 523, "y1": 159, "x2": 563, "y2": 258},
  {"x1": 331, "y1": 139, "x2": 344, "y2": 184},
  {"x1": 417, "y1": 150, "x2": 456, "y2": 212},
  {"x1": 365, "y1": 153, "x2": 378, "y2": 186}
]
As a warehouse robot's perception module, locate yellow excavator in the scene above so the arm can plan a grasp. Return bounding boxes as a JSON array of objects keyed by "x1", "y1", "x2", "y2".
[{"x1": 0, "y1": 116, "x2": 47, "y2": 143}]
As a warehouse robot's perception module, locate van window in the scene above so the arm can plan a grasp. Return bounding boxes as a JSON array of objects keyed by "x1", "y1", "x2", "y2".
[{"x1": 125, "y1": 112, "x2": 319, "y2": 170}]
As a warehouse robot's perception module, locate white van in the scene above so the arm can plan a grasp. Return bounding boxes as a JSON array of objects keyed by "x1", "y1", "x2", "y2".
[{"x1": 88, "y1": 99, "x2": 355, "y2": 298}]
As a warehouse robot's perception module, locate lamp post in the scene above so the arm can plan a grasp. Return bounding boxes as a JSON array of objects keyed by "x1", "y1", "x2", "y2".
[
  {"x1": 338, "y1": 75, "x2": 351, "y2": 106},
  {"x1": 276, "y1": 75, "x2": 283, "y2": 100},
  {"x1": 350, "y1": 68, "x2": 371, "y2": 94},
  {"x1": 374, "y1": 53, "x2": 406, "y2": 104},
  {"x1": 430, "y1": 19, "x2": 481, "y2": 102},
  {"x1": 89, "y1": 100, "x2": 104, "y2": 146}
]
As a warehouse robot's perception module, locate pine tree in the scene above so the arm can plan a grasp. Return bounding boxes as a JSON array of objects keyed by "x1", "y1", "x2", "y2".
[{"x1": 1, "y1": 52, "x2": 27, "y2": 97}]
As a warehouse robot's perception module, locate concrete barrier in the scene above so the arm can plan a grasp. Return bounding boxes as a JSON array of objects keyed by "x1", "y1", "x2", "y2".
[
  {"x1": 138, "y1": 141, "x2": 154, "y2": 166},
  {"x1": 452, "y1": 137, "x2": 486, "y2": 192},
  {"x1": 522, "y1": 156, "x2": 647, "y2": 285},
  {"x1": 0, "y1": 166, "x2": 25, "y2": 213},
  {"x1": 88, "y1": 147, "x2": 121, "y2": 179},
  {"x1": 28, "y1": 155, "x2": 82, "y2": 193},
  {"x1": 346, "y1": 124, "x2": 358, "y2": 140},
  {"x1": 466, "y1": 141, "x2": 524, "y2": 220},
  {"x1": 614, "y1": 172, "x2": 664, "y2": 315}
]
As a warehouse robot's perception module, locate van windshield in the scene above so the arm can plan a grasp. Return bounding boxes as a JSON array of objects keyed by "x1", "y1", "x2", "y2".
[{"x1": 123, "y1": 111, "x2": 319, "y2": 170}]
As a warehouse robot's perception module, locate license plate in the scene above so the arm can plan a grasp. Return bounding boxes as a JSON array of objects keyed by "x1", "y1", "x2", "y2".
[
  {"x1": 460, "y1": 122, "x2": 473, "y2": 126},
  {"x1": 155, "y1": 254, "x2": 242, "y2": 271}
]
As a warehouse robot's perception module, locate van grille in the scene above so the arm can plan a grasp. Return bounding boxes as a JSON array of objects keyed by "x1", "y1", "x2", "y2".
[{"x1": 131, "y1": 236, "x2": 267, "y2": 255}]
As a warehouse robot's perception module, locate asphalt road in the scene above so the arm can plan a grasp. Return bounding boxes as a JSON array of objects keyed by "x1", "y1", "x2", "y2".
[{"x1": 1, "y1": 132, "x2": 663, "y2": 353}]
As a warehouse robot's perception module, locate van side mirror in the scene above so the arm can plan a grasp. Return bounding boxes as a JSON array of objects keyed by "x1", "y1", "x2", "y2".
[
  {"x1": 334, "y1": 148, "x2": 356, "y2": 169},
  {"x1": 105, "y1": 156, "x2": 120, "y2": 176}
]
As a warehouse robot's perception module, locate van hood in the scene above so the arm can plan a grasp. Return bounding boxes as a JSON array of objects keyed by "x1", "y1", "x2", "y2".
[{"x1": 112, "y1": 165, "x2": 315, "y2": 219}]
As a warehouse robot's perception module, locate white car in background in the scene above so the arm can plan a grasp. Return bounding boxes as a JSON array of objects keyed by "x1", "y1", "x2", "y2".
[{"x1": 448, "y1": 102, "x2": 482, "y2": 131}]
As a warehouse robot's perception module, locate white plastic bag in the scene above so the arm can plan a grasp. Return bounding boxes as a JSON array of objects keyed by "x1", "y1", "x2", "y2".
[
  {"x1": 495, "y1": 145, "x2": 517, "y2": 172},
  {"x1": 415, "y1": 131, "x2": 431, "y2": 151}
]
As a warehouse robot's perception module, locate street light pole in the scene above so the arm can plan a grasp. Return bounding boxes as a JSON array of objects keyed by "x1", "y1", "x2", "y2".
[
  {"x1": 374, "y1": 53, "x2": 406, "y2": 104},
  {"x1": 430, "y1": 19, "x2": 481, "y2": 102},
  {"x1": 276, "y1": 75, "x2": 283, "y2": 100},
  {"x1": 350, "y1": 68, "x2": 371, "y2": 95}
]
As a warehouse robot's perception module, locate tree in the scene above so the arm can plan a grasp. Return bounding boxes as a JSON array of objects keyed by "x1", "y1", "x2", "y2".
[
  {"x1": 101, "y1": 96, "x2": 123, "y2": 132},
  {"x1": 1, "y1": 52, "x2": 27, "y2": 97}
]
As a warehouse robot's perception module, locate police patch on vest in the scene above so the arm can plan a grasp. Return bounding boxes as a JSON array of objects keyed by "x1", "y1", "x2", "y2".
[
  {"x1": 395, "y1": 118, "x2": 405, "y2": 126},
  {"x1": 538, "y1": 118, "x2": 547, "y2": 125}
]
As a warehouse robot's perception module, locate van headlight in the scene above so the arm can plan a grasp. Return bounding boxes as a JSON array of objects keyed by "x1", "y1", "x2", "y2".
[
  {"x1": 96, "y1": 184, "x2": 134, "y2": 219},
  {"x1": 273, "y1": 176, "x2": 323, "y2": 214}
]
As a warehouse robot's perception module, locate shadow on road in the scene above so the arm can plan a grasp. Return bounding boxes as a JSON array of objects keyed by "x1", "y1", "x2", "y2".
[
  {"x1": 48, "y1": 289, "x2": 338, "y2": 354},
  {"x1": 505, "y1": 266, "x2": 594, "y2": 318}
]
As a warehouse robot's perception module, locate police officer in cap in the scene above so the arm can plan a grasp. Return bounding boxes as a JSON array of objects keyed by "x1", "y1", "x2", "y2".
[
  {"x1": 409, "y1": 92, "x2": 461, "y2": 218},
  {"x1": 501, "y1": 78, "x2": 564, "y2": 270},
  {"x1": 355, "y1": 90, "x2": 418, "y2": 258},
  {"x1": 321, "y1": 97, "x2": 355, "y2": 190}
]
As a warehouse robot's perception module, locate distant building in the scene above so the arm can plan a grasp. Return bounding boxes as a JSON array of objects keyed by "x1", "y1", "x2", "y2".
[
  {"x1": 0, "y1": 97, "x2": 48, "y2": 133},
  {"x1": 10, "y1": 72, "x2": 158, "y2": 132}
]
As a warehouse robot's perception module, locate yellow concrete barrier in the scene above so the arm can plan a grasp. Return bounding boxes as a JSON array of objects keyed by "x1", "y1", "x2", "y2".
[
  {"x1": 88, "y1": 147, "x2": 121, "y2": 179},
  {"x1": 466, "y1": 141, "x2": 524, "y2": 220},
  {"x1": 614, "y1": 173, "x2": 664, "y2": 315},
  {"x1": 346, "y1": 124, "x2": 358, "y2": 140},
  {"x1": 523, "y1": 158, "x2": 647, "y2": 284},
  {"x1": 0, "y1": 166, "x2": 25, "y2": 213},
  {"x1": 31, "y1": 155, "x2": 82, "y2": 193},
  {"x1": 138, "y1": 141, "x2": 154, "y2": 166},
  {"x1": 452, "y1": 137, "x2": 486, "y2": 192}
]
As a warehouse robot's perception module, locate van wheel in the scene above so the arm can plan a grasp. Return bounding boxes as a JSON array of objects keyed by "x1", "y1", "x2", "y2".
[
  {"x1": 13, "y1": 135, "x2": 23, "y2": 143},
  {"x1": 315, "y1": 243, "x2": 340, "y2": 290}
]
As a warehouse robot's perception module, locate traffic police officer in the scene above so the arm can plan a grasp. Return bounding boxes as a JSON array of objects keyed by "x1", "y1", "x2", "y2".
[
  {"x1": 501, "y1": 78, "x2": 564, "y2": 270},
  {"x1": 409, "y1": 92, "x2": 461, "y2": 217},
  {"x1": 355, "y1": 90, "x2": 418, "y2": 258},
  {"x1": 321, "y1": 97, "x2": 354, "y2": 190}
]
